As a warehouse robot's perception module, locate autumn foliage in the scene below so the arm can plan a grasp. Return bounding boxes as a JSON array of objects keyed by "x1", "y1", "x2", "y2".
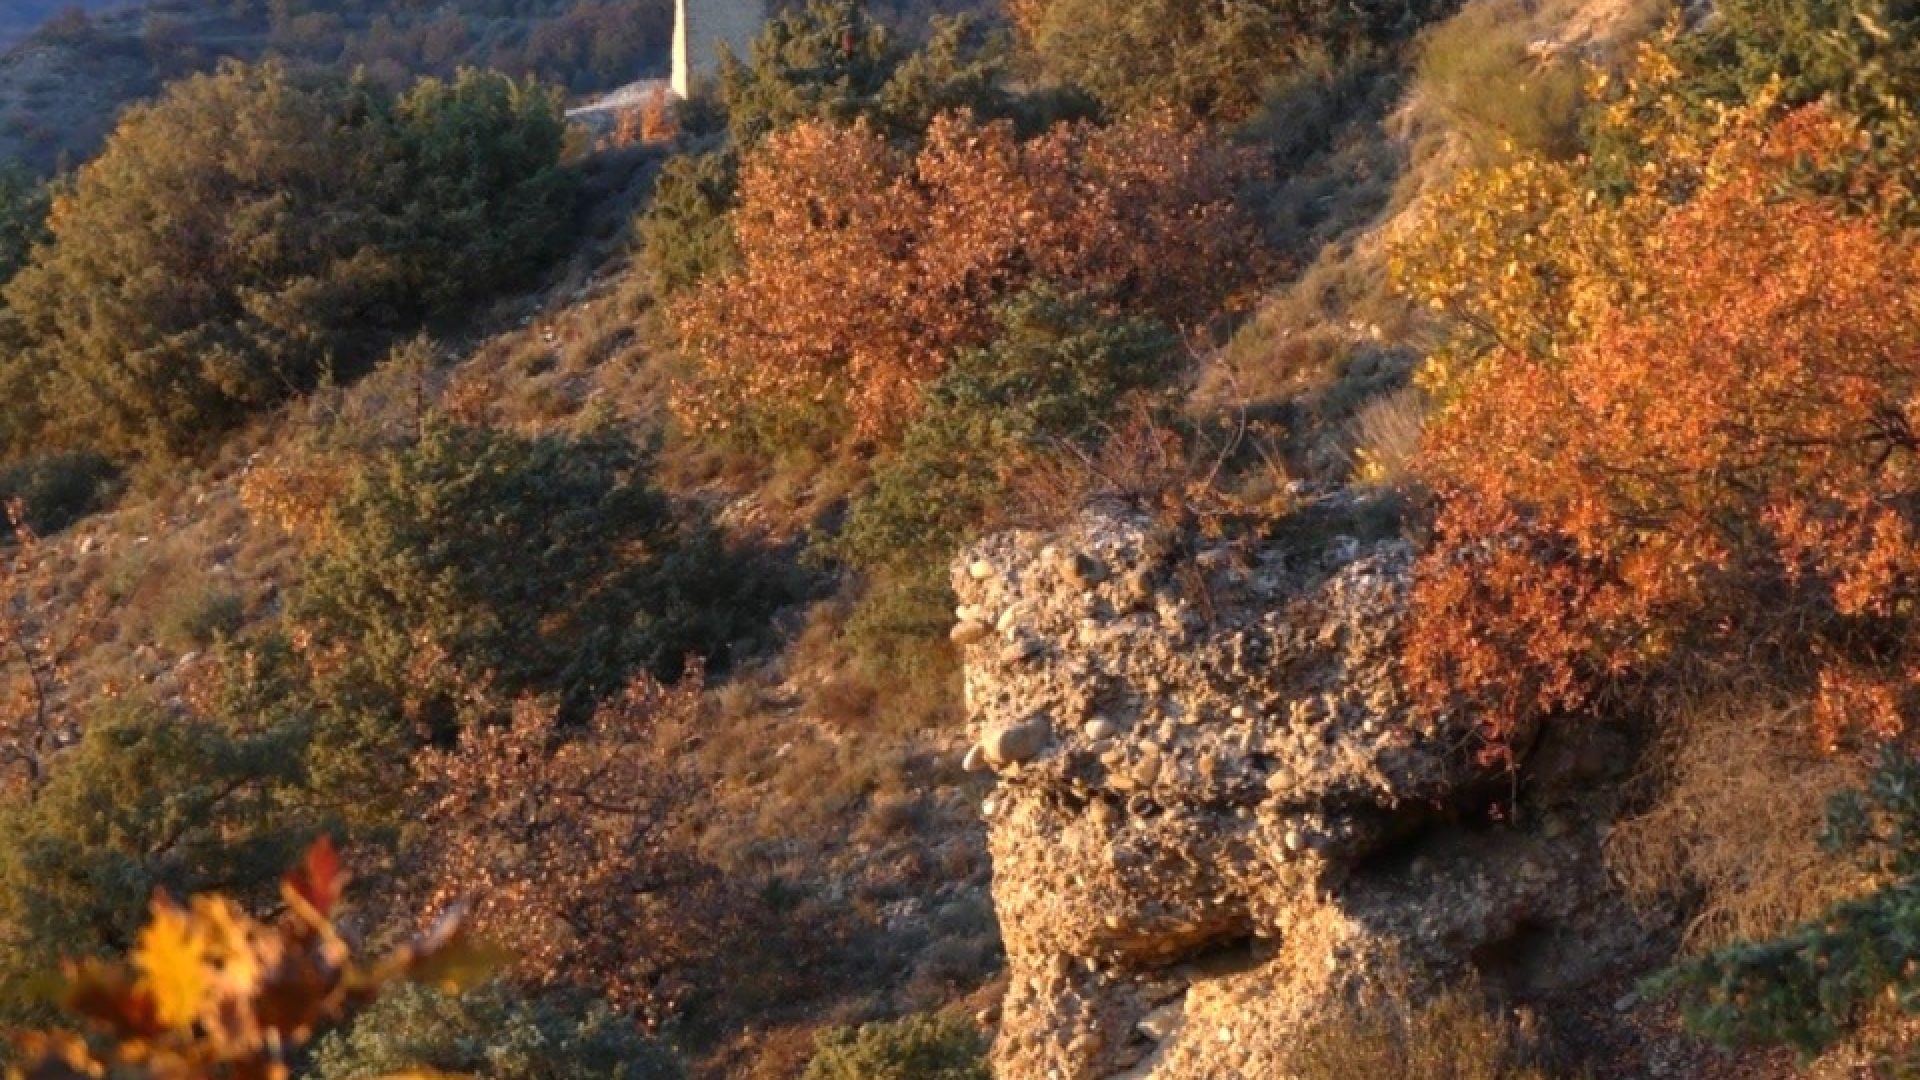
[
  {"x1": 1405, "y1": 108, "x2": 1920, "y2": 753},
  {"x1": 670, "y1": 110, "x2": 1260, "y2": 449},
  {"x1": 10, "y1": 838, "x2": 501, "y2": 1080},
  {"x1": 409, "y1": 670, "x2": 735, "y2": 1031}
]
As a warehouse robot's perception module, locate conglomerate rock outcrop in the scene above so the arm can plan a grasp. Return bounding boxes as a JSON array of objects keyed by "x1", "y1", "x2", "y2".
[{"x1": 953, "y1": 501, "x2": 1633, "y2": 1079}]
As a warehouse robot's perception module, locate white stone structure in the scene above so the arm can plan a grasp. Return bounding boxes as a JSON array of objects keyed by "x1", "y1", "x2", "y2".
[{"x1": 672, "y1": 0, "x2": 767, "y2": 98}]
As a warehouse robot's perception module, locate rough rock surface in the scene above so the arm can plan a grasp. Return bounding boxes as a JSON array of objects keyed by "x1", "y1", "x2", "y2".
[{"x1": 954, "y1": 502, "x2": 1632, "y2": 1080}]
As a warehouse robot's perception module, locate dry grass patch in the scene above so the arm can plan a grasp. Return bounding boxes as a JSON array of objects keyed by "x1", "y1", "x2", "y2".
[
  {"x1": 1349, "y1": 384, "x2": 1429, "y2": 488},
  {"x1": 1608, "y1": 690, "x2": 1870, "y2": 950},
  {"x1": 1285, "y1": 982, "x2": 1552, "y2": 1080}
]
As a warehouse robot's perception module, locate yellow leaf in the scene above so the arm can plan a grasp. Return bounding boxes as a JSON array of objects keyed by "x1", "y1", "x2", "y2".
[{"x1": 133, "y1": 901, "x2": 210, "y2": 1030}]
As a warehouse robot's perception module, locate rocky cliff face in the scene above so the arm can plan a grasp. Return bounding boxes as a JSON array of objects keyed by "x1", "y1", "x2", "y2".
[{"x1": 953, "y1": 502, "x2": 1641, "y2": 1079}]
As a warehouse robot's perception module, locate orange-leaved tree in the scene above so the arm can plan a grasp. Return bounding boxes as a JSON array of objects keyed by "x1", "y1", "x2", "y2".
[
  {"x1": 1406, "y1": 108, "x2": 1920, "y2": 754},
  {"x1": 670, "y1": 110, "x2": 1260, "y2": 450}
]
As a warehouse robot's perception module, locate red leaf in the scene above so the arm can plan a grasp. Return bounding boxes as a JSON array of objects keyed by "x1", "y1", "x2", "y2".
[{"x1": 285, "y1": 836, "x2": 346, "y2": 918}]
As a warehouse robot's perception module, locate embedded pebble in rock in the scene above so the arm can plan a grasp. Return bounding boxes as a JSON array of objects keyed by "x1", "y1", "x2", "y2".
[
  {"x1": 963, "y1": 744, "x2": 989, "y2": 773},
  {"x1": 984, "y1": 715, "x2": 1053, "y2": 768},
  {"x1": 954, "y1": 501, "x2": 1629, "y2": 1080}
]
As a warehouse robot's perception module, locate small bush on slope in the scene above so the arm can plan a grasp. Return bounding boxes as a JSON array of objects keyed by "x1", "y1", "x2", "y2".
[
  {"x1": 1414, "y1": 0, "x2": 1588, "y2": 162},
  {"x1": 0, "y1": 451, "x2": 120, "y2": 536},
  {"x1": 718, "y1": 0, "x2": 1020, "y2": 147},
  {"x1": 385, "y1": 66, "x2": 576, "y2": 309},
  {"x1": 153, "y1": 582, "x2": 246, "y2": 651},
  {"x1": 833, "y1": 287, "x2": 1178, "y2": 574},
  {"x1": 1608, "y1": 688, "x2": 1870, "y2": 950},
  {"x1": 4, "y1": 62, "x2": 396, "y2": 459},
  {"x1": 719, "y1": 0, "x2": 906, "y2": 145},
  {"x1": 637, "y1": 149, "x2": 741, "y2": 300},
  {"x1": 408, "y1": 672, "x2": 746, "y2": 1030},
  {"x1": 311, "y1": 982, "x2": 682, "y2": 1080},
  {"x1": 0, "y1": 167, "x2": 46, "y2": 290},
  {"x1": 288, "y1": 422, "x2": 790, "y2": 759},
  {"x1": 801, "y1": 1013, "x2": 990, "y2": 1080},
  {"x1": 635, "y1": 2, "x2": 1047, "y2": 305}
]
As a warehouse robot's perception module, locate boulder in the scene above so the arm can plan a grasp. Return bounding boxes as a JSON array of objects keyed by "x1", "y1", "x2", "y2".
[{"x1": 954, "y1": 503, "x2": 1620, "y2": 1080}]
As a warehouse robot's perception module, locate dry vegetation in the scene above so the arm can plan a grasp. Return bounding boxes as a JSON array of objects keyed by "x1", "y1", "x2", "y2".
[
  {"x1": 1283, "y1": 982, "x2": 1552, "y2": 1080},
  {"x1": 1608, "y1": 691, "x2": 1871, "y2": 951}
]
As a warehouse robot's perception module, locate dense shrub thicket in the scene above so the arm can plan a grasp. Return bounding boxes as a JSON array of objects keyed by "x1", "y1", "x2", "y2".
[
  {"x1": 221, "y1": 0, "x2": 677, "y2": 92},
  {"x1": 670, "y1": 111, "x2": 1256, "y2": 453},
  {"x1": 230, "y1": 0, "x2": 985, "y2": 93},
  {"x1": 1403, "y1": 107, "x2": 1920, "y2": 755},
  {"x1": 630, "y1": 0, "x2": 1274, "y2": 720},
  {"x1": 1396, "y1": 0, "x2": 1920, "y2": 1059},
  {"x1": 42, "y1": 0, "x2": 1920, "y2": 1073},
  {"x1": 0, "y1": 60, "x2": 572, "y2": 458},
  {"x1": 637, "y1": 0, "x2": 1061, "y2": 304},
  {"x1": 0, "y1": 1, "x2": 1304, "y2": 1074},
  {"x1": 1396, "y1": 0, "x2": 1920, "y2": 754}
]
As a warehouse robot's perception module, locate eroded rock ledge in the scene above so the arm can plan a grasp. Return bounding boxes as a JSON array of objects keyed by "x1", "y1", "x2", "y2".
[{"x1": 954, "y1": 502, "x2": 1626, "y2": 1080}]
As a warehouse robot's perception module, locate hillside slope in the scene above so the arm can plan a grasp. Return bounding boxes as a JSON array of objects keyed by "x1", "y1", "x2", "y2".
[{"x1": 3, "y1": 0, "x2": 1916, "y2": 1076}]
